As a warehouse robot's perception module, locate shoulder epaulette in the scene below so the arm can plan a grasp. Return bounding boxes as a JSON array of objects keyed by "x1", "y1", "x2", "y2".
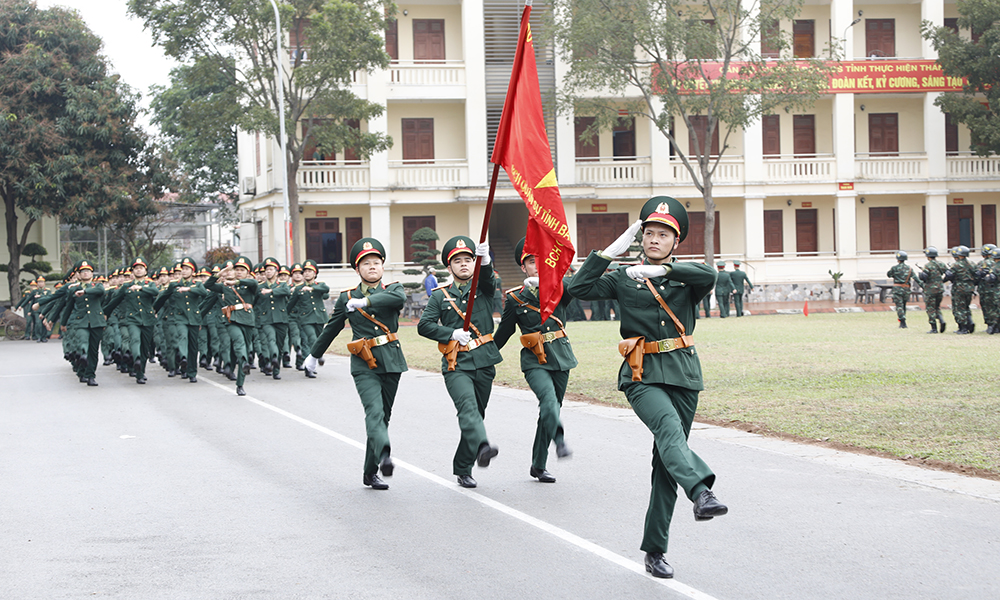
[{"x1": 505, "y1": 286, "x2": 524, "y2": 296}]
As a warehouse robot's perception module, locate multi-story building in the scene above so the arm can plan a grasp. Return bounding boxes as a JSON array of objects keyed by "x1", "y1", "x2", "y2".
[{"x1": 236, "y1": 0, "x2": 1000, "y2": 292}]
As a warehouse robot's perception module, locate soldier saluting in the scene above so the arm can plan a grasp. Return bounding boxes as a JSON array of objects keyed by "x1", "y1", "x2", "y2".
[
  {"x1": 305, "y1": 238, "x2": 407, "y2": 491},
  {"x1": 418, "y1": 236, "x2": 501, "y2": 489},
  {"x1": 494, "y1": 237, "x2": 575, "y2": 483},
  {"x1": 567, "y1": 196, "x2": 728, "y2": 580},
  {"x1": 206, "y1": 257, "x2": 259, "y2": 396}
]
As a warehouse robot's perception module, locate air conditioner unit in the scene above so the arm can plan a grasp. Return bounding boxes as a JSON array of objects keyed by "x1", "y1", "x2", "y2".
[
  {"x1": 242, "y1": 176, "x2": 256, "y2": 196},
  {"x1": 240, "y1": 208, "x2": 255, "y2": 223}
]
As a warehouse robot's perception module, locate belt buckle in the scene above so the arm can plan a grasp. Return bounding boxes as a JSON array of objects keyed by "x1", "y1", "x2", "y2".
[
  {"x1": 465, "y1": 339, "x2": 480, "y2": 351},
  {"x1": 373, "y1": 334, "x2": 388, "y2": 346},
  {"x1": 233, "y1": 303, "x2": 243, "y2": 310},
  {"x1": 657, "y1": 338, "x2": 677, "y2": 352},
  {"x1": 542, "y1": 331, "x2": 558, "y2": 343}
]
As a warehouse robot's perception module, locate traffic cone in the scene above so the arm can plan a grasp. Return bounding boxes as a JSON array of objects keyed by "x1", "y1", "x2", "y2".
[{"x1": 803, "y1": 300, "x2": 809, "y2": 316}]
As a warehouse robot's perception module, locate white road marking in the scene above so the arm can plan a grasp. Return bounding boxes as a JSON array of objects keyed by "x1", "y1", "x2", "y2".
[
  {"x1": 0, "y1": 372, "x2": 64, "y2": 378},
  {"x1": 199, "y1": 376, "x2": 722, "y2": 600}
]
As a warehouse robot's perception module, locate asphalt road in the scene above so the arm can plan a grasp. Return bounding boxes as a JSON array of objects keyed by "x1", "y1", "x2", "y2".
[{"x1": 2, "y1": 341, "x2": 999, "y2": 600}]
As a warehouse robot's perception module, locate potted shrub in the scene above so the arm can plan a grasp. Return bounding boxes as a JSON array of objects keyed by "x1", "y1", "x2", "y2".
[{"x1": 829, "y1": 270, "x2": 843, "y2": 301}]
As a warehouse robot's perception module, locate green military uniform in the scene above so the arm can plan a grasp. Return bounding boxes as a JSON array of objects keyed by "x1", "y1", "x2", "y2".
[
  {"x1": 62, "y1": 261, "x2": 106, "y2": 385},
  {"x1": 288, "y1": 259, "x2": 329, "y2": 375},
  {"x1": 417, "y1": 235, "x2": 502, "y2": 486},
  {"x1": 206, "y1": 256, "x2": 258, "y2": 394},
  {"x1": 714, "y1": 262, "x2": 734, "y2": 318},
  {"x1": 256, "y1": 257, "x2": 290, "y2": 378},
  {"x1": 918, "y1": 247, "x2": 948, "y2": 333},
  {"x1": 729, "y1": 261, "x2": 752, "y2": 317},
  {"x1": 310, "y1": 239, "x2": 407, "y2": 489},
  {"x1": 566, "y1": 196, "x2": 723, "y2": 574},
  {"x1": 946, "y1": 246, "x2": 977, "y2": 333},
  {"x1": 887, "y1": 251, "x2": 915, "y2": 328},
  {"x1": 494, "y1": 237, "x2": 577, "y2": 481},
  {"x1": 104, "y1": 258, "x2": 158, "y2": 382},
  {"x1": 155, "y1": 257, "x2": 207, "y2": 380}
]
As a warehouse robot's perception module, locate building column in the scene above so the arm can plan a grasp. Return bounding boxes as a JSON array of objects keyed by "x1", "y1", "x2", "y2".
[
  {"x1": 462, "y1": 0, "x2": 488, "y2": 187},
  {"x1": 925, "y1": 192, "x2": 948, "y2": 251},
  {"x1": 831, "y1": 0, "x2": 858, "y2": 59},
  {"x1": 368, "y1": 67, "x2": 389, "y2": 189},
  {"x1": 744, "y1": 194, "x2": 765, "y2": 260},
  {"x1": 744, "y1": 110, "x2": 764, "y2": 184},
  {"x1": 370, "y1": 201, "x2": 392, "y2": 262},
  {"x1": 833, "y1": 93, "x2": 855, "y2": 182},
  {"x1": 468, "y1": 202, "x2": 488, "y2": 243},
  {"x1": 649, "y1": 98, "x2": 673, "y2": 185},
  {"x1": 836, "y1": 191, "x2": 858, "y2": 260},
  {"x1": 925, "y1": 92, "x2": 946, "y2": 180},
  {"x1": 921, "y1": 0, "x2": 944, "y2": 59}
]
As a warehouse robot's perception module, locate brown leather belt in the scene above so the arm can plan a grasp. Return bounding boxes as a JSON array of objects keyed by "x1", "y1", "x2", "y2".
[
  {"x1": 368, "y1": 332, "x2": 399, "y2": 347},
  {"x1": 458, "y1": 333, "x2": 494, "y2": 351},
  {"x1": 642, "y1": 336, "x2": 695, "y2": 354},
  {"x1": 893, "y1": 283, "x2": 910, "y2": 288}
]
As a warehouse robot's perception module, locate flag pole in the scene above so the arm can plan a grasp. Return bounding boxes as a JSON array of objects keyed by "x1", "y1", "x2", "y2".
[{"x1": 461, "y1": 162, "x2": 502, "y2": 331}]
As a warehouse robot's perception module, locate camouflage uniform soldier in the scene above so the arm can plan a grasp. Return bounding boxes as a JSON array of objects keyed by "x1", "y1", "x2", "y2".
[
  {"x1": 984, "y1": 250, "x2": 1000, "y2": 334},
  {"x1": 974, "y1": 245, "x2": 998, "y2": 333},
  {"x1": 918, "y1": 247, "x2": 947, "y2": 333},
  {"x1": 944, "y1": 245, "x2": 976, "y2": 334},
  {"x1": 886, "y1": 251, "x2": 915, "y2": 328}
]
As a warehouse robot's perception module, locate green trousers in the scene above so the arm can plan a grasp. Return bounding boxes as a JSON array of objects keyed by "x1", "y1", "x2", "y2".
[
  {"x1": 624, "y1": 382, "x2": 715, "y2": 554},
  {"x1": 125, "y1": 324, "x2": 153, "y2": 379},
  {"x1": 715, "y1": 292, "x2": 731, "y2": 318},
  {"x1": 443, "y1": 366, "x2": 496, "y2": 476},
  {"x1": 523, "y1": 369, "x2": 568, "y2": 470},
  {"x1": 925, "y1": 291, "x2": 944, "y2": 323},
  {"x1": 82, "y1": 327, "x2": 104, "y2": 379},
  {"x1": 226, "y1": 322, "x2": 253, "y2": 387},
  {"x1": 733, "y1": 291, "x2": 745, "y2": 316},
  {"x1": 299, "y1": 323, "x2": 322, "y2": 368},
  {"x1": 353, "y1": 370, "x2": 401, "y2": 476},
  {"x1": 260, "y1": 323, "x2": 288, "y2": 370}
]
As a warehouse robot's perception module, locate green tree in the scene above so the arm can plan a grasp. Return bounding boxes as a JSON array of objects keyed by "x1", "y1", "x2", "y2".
[
  {"x1": 922, "y1": 1, "x2": 1000, "y2": 155},
  {"x1": 1, "y1": 0, "x2": 166, "y2": 304},
  {"x1": 549, "y1": 0, "x2": 835, "y2": 264},
  {"x1": 401, "y1": 227, "x2": 447, "y2": 291},
  {"x1": 128, "y1": 0, "x2": 394, "y2": 260},
  {"x1": 150, "y1": 60, "x2": 242, "y2": 222}
]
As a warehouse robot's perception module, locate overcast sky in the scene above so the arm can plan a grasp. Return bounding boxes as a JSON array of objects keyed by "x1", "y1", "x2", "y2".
[{"x1": 37, "y1": 0, "x2": 178, "y2": 134}]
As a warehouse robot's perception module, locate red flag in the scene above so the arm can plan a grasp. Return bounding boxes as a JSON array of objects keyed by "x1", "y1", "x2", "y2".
[{"x1": 490, "y1": 1, "x2": 575, "y2": 323}]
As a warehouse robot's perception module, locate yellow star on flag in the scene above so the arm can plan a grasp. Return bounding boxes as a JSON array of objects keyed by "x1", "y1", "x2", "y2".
[{"x1": 535, "y1": 169, "x2": 558, "y2": 189}]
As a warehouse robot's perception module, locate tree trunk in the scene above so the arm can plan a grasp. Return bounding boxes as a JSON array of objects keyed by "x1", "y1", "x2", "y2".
[
  {"x1": 702, "y1": 173, "x2": 717, "y2": 267},
  {"x1": 287, "y1": 149, "x2": 302, "y2": 264},
  {"x1": 3, "y1": 189, "x2": 35, "y2": 306}
]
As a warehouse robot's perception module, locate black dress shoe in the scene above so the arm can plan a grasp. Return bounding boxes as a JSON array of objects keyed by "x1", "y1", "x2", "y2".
[
  {"x1": 86, "y1": 378, "x2": 99, "y2": 387},
  {"x1": 379, "y1": 452, "x2": 394, "y2": 477},
  {"x1": 363, "y1": 473, "x2": 389, "y2": 490},
  {"x1": 529, "y1": 466, "x2": 556, "y2": 483},
  {"x1": 136, "y1": 377, "x2": 146, "y2": 384},
  {"x1": 227, "y1": 371, "x2": 237, "y2": 381},
  {"x1": 188, "y1": 375, "x2": 197, "y2": 383},
  {"x1": 272, "y1": 372, "x2": 281, "y2": 380},
  {"x1": 476, "y1": 443, "x2": 499, "y2": 468},
  {"x1": 236, "y1": 386, "x2": 246, "y2": 396},
  {"x1": 304, "y1": 370, "x2": 316, "y2": 379},
  {"x1": 456, "y1": 474, "x2": 477, "y2": 488},
  {"x1": 693, "y1": 490, "x2": 728, "y2": 521},
  {"x1": 556, "y1": 441, "x2": 573, "y2": 459},
  {"x1": 167, "y1": 369, "x2": 176, "y2": 377},
  {"x1": 644, "y1": 552, "x2": 674, "y2": 579}
]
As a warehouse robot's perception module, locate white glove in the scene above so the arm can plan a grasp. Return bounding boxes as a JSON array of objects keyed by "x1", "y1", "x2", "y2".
[
  {"x1": 475, "y1": 242, "x2": 491, "y2": 265},
  {"x1": 523, "y1": 277, "x2": 539, "y2": 288},
  {"x1": 602, "y1": 219, "x2": 643, "y2": 258},
  {"x1": 451, "y1": 329, "x2": 472, "y2": 346},
  {"x1": 625, "y1": 265, "x2": 669, "y2": 282},
  {"x1": 304, "y1": 355, "x2": 319, "y2": 373},
  {"x1": 345, "y1": 297, "x2": 368, "y2": 312}
]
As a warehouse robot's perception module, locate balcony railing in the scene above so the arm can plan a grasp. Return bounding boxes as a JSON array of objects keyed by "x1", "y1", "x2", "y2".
[
  {"x1": 389, "y1": 159, "x2": 468, "y2": 188},
  {"x1": 947, "y1": 153, "x2": 1000, "y2": 179},
  {"x1": 389, "y1": 60, "x2": 465, "y2": 86},
  {"x1": 765, "y1": 154, "x2": 835, "y2": 181},
  {"x1": 297, "y1": 162, "x2": 369, "y2": 189},
  {"x1": 855, "y1": 153, "x2": 927, "y2": 180},
  {"x1": 672, "y1": 156, "x2": 744, "y2": 184},
  {"x1": 576, "y1": 157, "x2": 651, "y2": 185}
]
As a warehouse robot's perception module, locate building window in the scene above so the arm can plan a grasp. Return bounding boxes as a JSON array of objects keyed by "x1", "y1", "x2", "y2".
[
  {"x1": 761, "y1": 19, "x2": 780, "y2": 58},
  {"x1": 983, "y1": 205, "x2": 996, "y2": 246},
  {"x1": 386, "y1": 19, "x2": 398, "y2": 61},
  {"x1": 944, "y1": 18, "x2": 959, "y2": 35},
  {"x1": 613, "y1": 117, "x2": 635, "y2": 160},
  {"x1": 302, "y1": 119, "x2": 332, "y2": 161},
  {"x1": 413, "y1": 19, "x2": 445, "y2": 62},
  {"x1": 403, "y1": 216, "x2": 436, "y2": 263},
  {"x1": 869, "y1": 207, "x2": 899, "y2": 251},
  {"x1": 764, "y1": 210, "x2": 784, "y2": 254},
  {"x1": 763, "y1": 115, "x2": 781, "y2": 156},
  {"x1": 576, "y1": 213, "x2": 630, "y2": 258},
  {"x1": 676, "y1": 211, "x2": 720, "y2": 257},
  {"x1": 575, "y1": 117, "x2": 599, "y2": 161},
  {"x1": 948, "y1": 205, "x2": 975, "y2": 248},
  {"x1": 793, "y1": 115, "x2": 815, "y2": 156},
  {"x1": 306, "y1": 218, "x2": 342, "y2": 264},
  {"x1": 688, "y1": 116, "x2": 719, "y2": 157},
  {"x1": 402, "y1": 118, "x2": 434, "y2": 163},
  {"x1": 869, "y1": 113, "x2": 898, "y2": 156},
  {"x1": 866, "y1": 19, "x2": 895, "y2": 58},
  {"x1": 796, "y1": 208, "x2": 818, "y2": 255},
  {"x1": 345, "y1": 217, "x2": 363, "y2": 256},
  {"x1": 343, "y1": 119, "x2": 361, "y2": 163},
  {"x1": 793, "y1": 20, "x2": 814, "y2": 58},
  {"x1": 945, "y1": 113, "x2": 959, "y2": 155}
]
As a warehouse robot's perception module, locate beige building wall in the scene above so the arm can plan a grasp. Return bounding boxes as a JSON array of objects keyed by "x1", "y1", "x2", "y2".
[
  {"x1": 393, "y1": 5, "x2": 464, "y2": 62},
  {"x1": 855, "y1": 97, "x2": 924, "y2": 153},
  {"x1": 386, "y1": 101, "x2": 467, "y2": 161}
]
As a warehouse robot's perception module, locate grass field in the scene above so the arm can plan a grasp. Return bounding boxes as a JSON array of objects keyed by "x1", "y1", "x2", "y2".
[{"x1": 330, "y1": 311, "x2": 1000, "y2": 476}]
